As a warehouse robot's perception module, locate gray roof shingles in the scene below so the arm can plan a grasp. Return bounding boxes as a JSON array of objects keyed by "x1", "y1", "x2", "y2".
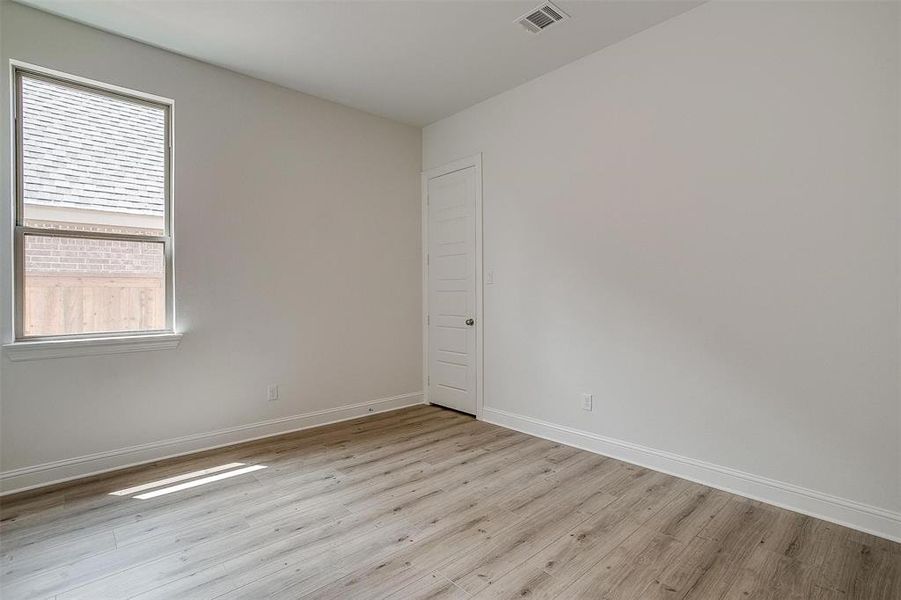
[{"x1": 21, "y1": 76, "x2": 165, "y2": 217}]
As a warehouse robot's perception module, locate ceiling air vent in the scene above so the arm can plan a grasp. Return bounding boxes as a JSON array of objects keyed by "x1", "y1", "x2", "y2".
[{"x1": 516, "y1": 2, "x2": 569, "y2": 34}]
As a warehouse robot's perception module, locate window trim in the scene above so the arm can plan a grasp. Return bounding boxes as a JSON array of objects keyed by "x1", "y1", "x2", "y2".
[
  {"x1": 8, "y1": 61, "x2": 177, "y2": 348},
  {"x1": 3, "y1": 332, "x2": 183, "y2": 362}
]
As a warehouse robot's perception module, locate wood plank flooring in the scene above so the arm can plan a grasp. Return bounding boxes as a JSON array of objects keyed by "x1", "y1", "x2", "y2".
[{"x1": 1, "y1": 405, "x2": 898, "y2": 600}]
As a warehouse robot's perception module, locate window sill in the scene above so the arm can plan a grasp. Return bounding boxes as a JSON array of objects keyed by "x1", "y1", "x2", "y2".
[{"x1": 3, "y1": 333, "x2": 182, "y2": 362}]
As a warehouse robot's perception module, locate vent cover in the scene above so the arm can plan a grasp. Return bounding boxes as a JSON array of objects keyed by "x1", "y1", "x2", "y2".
[{"x1": 516, "y1": 2, "x2": 569, "y2": 34}]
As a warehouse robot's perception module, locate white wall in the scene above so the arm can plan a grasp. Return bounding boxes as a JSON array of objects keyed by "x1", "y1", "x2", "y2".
[
  {"x1": 1, "y1": 3, "x2": 422, "y2": 491},
  {"x1": 424, "y1": 0, "x2": 900, "y2": 528}
]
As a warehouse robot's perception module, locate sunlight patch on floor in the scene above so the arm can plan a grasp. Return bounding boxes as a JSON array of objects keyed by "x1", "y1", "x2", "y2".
[{"x1": 109, "y1": 463, "x2": 267, "y2": 499}]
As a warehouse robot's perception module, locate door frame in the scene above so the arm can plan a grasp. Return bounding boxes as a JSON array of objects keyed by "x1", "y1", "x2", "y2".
[{"x1": 421, "y1": 153, "x2": 483, "y2": 418}]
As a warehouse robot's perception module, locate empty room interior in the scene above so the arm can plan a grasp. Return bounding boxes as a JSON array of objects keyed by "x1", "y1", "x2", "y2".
[{"x1": 0, "y1": 0, "x2": 899, "y2": 598}]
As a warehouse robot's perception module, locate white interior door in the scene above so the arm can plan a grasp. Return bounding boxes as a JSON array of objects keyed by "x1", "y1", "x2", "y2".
[{"x1": 427, "y1": 165, "x2": 478, "y2": 415}]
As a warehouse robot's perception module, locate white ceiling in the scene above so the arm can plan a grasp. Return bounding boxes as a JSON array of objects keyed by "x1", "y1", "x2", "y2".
[{"x1": 18, "y1": 1, "x2": 702, "y2": 126}]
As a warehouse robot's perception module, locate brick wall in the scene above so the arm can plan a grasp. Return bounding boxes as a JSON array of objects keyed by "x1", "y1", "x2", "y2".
[
  {"x1": 25, "y1": 235, "x2": 164, "y2": 277},
  {"x1": 23, "y1": 219, "x2": 164, "y2": 277}
]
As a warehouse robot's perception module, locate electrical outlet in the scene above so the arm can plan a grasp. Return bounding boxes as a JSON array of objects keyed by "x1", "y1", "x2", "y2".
[
  {"x1": 581, "y1": 393, "x2": 593, "y2": 411},
  {"x1": 267, "y1": 384, "x2": 279, "y2": 401},
  {"x1": 486, "y1": 270, "x2": 496, "y2": 285}
]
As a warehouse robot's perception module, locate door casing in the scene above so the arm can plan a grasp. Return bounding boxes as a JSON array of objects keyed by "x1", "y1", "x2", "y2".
[{"x1": 421, "y1": 153, "x2": 483, "y2": 418}]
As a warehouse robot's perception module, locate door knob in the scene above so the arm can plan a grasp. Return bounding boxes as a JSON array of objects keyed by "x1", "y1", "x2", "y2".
[{"x1": 465, "y1": 318, "x2": 475, "y2": 326}]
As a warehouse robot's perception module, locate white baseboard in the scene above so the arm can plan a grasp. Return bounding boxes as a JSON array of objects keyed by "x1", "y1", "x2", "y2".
[
  {"x1": 0, "y1": 392, "x2": 424, "y2": 496},
  {"x1": 482, "y1": 406, "x2": 901, "y2": 543}
]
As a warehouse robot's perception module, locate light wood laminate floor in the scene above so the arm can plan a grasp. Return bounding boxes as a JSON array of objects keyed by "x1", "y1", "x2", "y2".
[{"x1": 1, "y1": 405, "x2": 898, "y2": 600}]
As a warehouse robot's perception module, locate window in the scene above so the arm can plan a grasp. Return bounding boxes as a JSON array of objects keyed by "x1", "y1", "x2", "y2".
[{"x1": 12, "y1": 66, "x2": 174, "y2": 343}]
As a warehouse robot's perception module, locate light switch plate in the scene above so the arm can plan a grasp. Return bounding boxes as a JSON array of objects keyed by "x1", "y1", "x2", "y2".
[{"x1": 581, "y1": 393, "x2": 593, "y2": 411}]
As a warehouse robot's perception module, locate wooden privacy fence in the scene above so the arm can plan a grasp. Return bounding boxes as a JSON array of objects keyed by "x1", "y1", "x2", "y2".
[{"x1": 24, "y1": 275, "x2": 165, "y2": 336}]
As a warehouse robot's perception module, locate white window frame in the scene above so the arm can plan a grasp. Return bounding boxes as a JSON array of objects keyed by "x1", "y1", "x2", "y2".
[{"x1": 4, "y1": 62, "x2": 180, "y2": 360}]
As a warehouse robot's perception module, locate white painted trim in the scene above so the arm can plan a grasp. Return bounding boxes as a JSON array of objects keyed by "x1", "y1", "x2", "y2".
[
  {"x1": 421, "y1": 153, "x2": 484, "y2": 418},
  {"x1": 482, "y1": 406, "x2": 901, "y2": 543},
  {"x1": 421, "y1": 169, "x2": 429, "y2": 405},
  {"x1": 2, "y1": 332, "x2": 182, "y2": 361},
  {"x1": 9, "y1": 59, "x2": 174, "y2": 106},
  {"x1": 25, "y1": 204, "x2": 164, "y2": 231},
  {"x1": 0, "y1": 391, "x2": 423, "y2": 495}
]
